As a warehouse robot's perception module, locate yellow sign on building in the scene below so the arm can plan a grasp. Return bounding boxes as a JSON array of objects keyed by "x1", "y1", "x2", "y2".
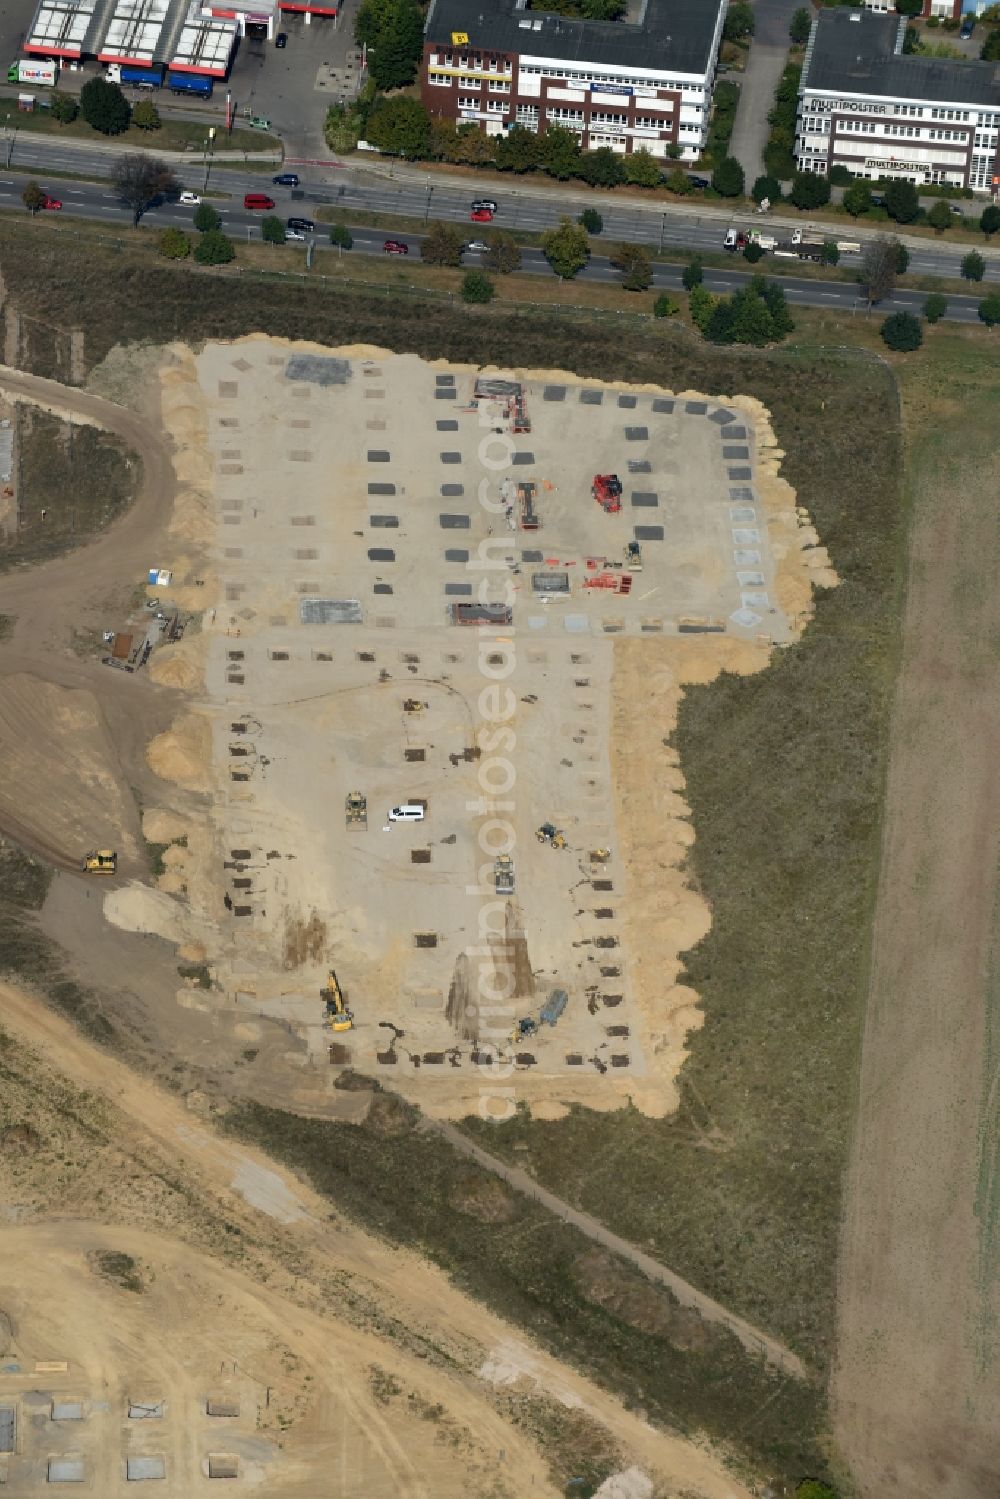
[{"x1": 451, "y1": 30, "x2": 469, "y2": 44}]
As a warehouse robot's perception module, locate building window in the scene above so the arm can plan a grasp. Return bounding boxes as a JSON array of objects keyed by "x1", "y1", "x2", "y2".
[
  {"x1": 458, "y1": 96, "x2": 479, "y2": 109},
  {"x1": 488, "y1": 79, "x2": 510, "y2": 92}
]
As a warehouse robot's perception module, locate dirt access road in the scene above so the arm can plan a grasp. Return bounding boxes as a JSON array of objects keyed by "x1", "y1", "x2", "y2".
[
  {"x1": 833, "y1": 376, "x2": 1000, "y2": 1497},
  {"x1": 0, "y1": 977, "x2": 753, "y2": 1499}
]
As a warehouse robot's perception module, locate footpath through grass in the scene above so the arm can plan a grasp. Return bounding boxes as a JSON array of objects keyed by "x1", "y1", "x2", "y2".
[{"x1": 0, "y1": 217, "x2": 909, "y2": 1490}]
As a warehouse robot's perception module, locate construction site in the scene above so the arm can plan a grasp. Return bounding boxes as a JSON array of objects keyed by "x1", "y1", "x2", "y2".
[{"x1": 73, "y1": 338, "x2": 837, "y2": 1123}]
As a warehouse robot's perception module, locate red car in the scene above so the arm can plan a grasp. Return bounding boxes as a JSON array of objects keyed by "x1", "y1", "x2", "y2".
[
  {"x1": 42, "y1": 196, "x2": 62, "y2": 211},
  {"x1": 383, "y1": 239, "x2": 408, "y2": 255},
  {"x1": 470, "y1": 207, "x2": 493, "y2": 222}
]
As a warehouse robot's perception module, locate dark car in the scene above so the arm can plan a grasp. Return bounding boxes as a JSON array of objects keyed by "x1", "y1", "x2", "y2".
[
  {"x1": 959, "y1": 16, "x2": 974, "y2": 38},
  {"x1": 383, "y1": 238, "x2": 408, "y2": 255},
  {"x1": 272, "y1": 172, "x2": 300, "y2": 187},
  {"x1": 471, "y1": 197, "x2": 498, "y2": 213},
  {"x1": 275, "y1": 30, "x2": 288, "y2": 46},
  {"x1": 870, "y1": 191, "x2": 887, "y2": 208},
  {"x1": 687, "y1": 175, "x2": 710, "y2": 189},
  {"x1": 287, "y1": 215, "x2": 315, "y2": 232}
]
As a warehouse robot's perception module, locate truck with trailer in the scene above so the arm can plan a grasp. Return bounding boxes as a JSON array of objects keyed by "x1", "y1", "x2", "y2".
[
  {"x1": 105, "y1": 62, "x2": 164, "y2": 87},
  {"x1": 7, "y1": 59, "x2": 58, "y2": 85},
  {"x1": 167, "y1": 71, "x2": 213, "y2": 97}
]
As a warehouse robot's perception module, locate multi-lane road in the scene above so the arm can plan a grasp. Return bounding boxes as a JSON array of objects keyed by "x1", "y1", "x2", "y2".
[{"x1": 0, "y1": 150, "x2": 992, "y2": 323}]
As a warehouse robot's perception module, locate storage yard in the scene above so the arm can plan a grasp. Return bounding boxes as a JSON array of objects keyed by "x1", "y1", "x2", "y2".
[{"x1": 116, "y1": 339, "x2": 834, "y2": 1121}]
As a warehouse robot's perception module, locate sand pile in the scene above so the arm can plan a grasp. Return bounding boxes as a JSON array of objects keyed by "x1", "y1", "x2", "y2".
[
  {"x1": 141, "y1": 808, "x2": 192, "y2": 845},
  {"x1": 104, "y1": 881, "x2": 212, "y2": 948},
  {"x1": 147, "y1": 713, "x2": 212, "y2": 792},
  {"x1": 149, "y1": 643, "x2": 204, "y2": 693}
]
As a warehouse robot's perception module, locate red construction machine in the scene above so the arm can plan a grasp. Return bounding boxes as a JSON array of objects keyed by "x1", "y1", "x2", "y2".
[{"x1": 592, "y1": 474, "x2": 622, "y2": 513}]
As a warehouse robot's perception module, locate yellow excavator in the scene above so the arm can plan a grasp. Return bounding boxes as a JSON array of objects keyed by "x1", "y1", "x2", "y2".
[
  {"x1": 82, "y1": 849, "x2": 117, "y2": 876},
  {"x1": 320, "y1": 969, "x2": 354, "y2": 1032}
]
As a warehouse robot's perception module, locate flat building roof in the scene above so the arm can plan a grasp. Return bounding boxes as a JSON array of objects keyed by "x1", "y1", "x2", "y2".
[
  {"x1": 804, "y1": 8, "x2": 1000, "y2": 107},
  {"x1": 24, "y1": 0, "x2": 96, "y2": 58}
]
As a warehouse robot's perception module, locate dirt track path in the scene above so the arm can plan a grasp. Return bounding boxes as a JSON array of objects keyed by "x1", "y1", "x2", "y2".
[
  {"x1": 0, "y1": 977, "x2": 752, "y2": 1499},
  {"x1": 428, "y1": 1119, "x2": 808, "y2": 1380},
  {"x1": 832, "y1": 387, "x2": 1000, "y2": 1497}
]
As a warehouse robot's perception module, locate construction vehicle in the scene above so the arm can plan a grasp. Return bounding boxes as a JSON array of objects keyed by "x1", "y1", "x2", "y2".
[
  {"x1": 536, "y1": 823, "x2": 567, "y2": 850},
  {"x1": 510, "y1": 1015, "x2": 538, "y2": 1045},
  {"x1": 494, "y1": 854, "x2": 515, "y2": 895},
  {"x1": 517, "y1": 481, "x2": 539, "y2": 530},
  {"x1": 624, "y1": 540, "x2": 643, "y2": 571},
  {"x1": 320, "y1": 969, "x2": 354, "y2": 1032},
  {"x1": 540, "y1": 988, "x2": 568, "y2": 1026},
  {"x1": 345, "y1": 791, "x2": 367, "y2": 831},
  {"x1": 82, "y1": 849, "x2": 117, "y2": 875},
  {"x1": 592, "y1": 474, "x2": 622, "y2": 514}
]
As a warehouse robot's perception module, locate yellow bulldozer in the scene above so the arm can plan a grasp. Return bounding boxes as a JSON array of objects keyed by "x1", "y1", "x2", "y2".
[
  {"x1": 82, "y1": 849, "x2": 117, "y2": 876},
  {"x1": 536, "y1": 823, "x2": 567, "y2": 850},
  {"x1": 320, "y1": 969, "x2": 354, "y2": 1033}
]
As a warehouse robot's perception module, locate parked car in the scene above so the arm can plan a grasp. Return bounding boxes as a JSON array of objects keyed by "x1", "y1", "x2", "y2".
[
  {"x1": 275, "y1": 30, "x2": 288, "y2": 46},
  {"x1": 471, "y1": 198, "x2": 498, "y2": 212},
  {"x1": 383, "y1": 238, "x2": 408, "y2": 254},
  {"x1": 687, "y1": 175, "x2": 710, "y2": 189},
  {"x1": 42, "y1": 196, "x2": 62, "y2": 210},
  {"x1": 464, "y1": 239, "x2": 490, "y2": 253},
  {"x1": 959, "y1": 16, "x2": 975, "y2": 38},
  {"x1": 870, "y1": 191, "x2": 887, "y2": 208},
  {"x1": 178, "y1": 190, "x2": 201, "y2": 205},
  {"x1": 286, "y1": 215, "x2": 315, "y2": 232},
  {"x1": 284, "y1": 228, "x2": 306, "y2": 241},
  {"x1": 244, "y1": 193, "x2": 275, "y2": 210},
  {"x1": 272, "y1": 172, "x2": 300, "y2": 187},
  {"x1": 249, "y1": 116, "x2": 271, "y2": 130},
  {"x1": 470, "y1": 207, "x2": 494, "y2": 222}
]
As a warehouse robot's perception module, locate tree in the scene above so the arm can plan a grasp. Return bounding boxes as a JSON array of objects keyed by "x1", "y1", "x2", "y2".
[
  {"x1": 541, "y1": 124, "x2": 583, "y2": 180},
  {"x1": 712, "y1": 156, "x2": 744, "y2": 197},
  {"x1": 724, "y1": 1, "x2": 755, "y2": 41},
  {"x1": 665, "y1": 167, "x2": 693, "y2": 195},
  {"x1": 688, "y1": 283, "x2": 717, "y2": 332},
  {"x1": 978, "y1": 291, "x2": 1000, "y2": 325},
  {"x1": 843, "y1": 179, "x2": 873, "y2": 217},
  {"x1": 485, "y1": 231, "x2": 521, "y2": 274},
  {"x1": 158, "y1": 227, "x2": 191, "y2": 259},
  {"x1": 540, "y1": 217, "x2": 590, "y2": 279},
  {"x1": 421, "y1": 220, "x2": 464, "y2": 267},
  {"x1": 113, "y1": 154, "x2": 178, "y2": 226},
  {"x1": 860, "y1": 236, "x2": 899, "y2": 307},
  {"x1": 21, "y1": 181, "x2": 45, "y2": 214},
  {"x1": 462, "y1": 270, "x2": 495, "y2": 304},
  {"x1": 682, "y1": 256, "x2": 704, "y2": 290},
  {"x1": 822, "y1": 240, "x2": 840, "y2": 265},
  {"x1": 979, "y1": 204, "x2": 1000, "y2": 238},
  {"x1": 981, "y1": 28, "x2": 1000, "y2": 60},
  {"x1": 625, "y1": 148, "x2": 662, "y2": 188},
  {"x1": 580, "y1": 146, "x2": 625, "y2": 188},
  {"x1": 880, "y1": 310, "x2": 923, "y2": 351},
  {"x1": 884, "y1": 177, "x2": 919, "y2": 222},
  {"x1": 193, "y1": 202, "x2": 221, "y2": 233},
  {"x1": 329, "y1": 221, "x2": 353, "y2": 250},
  {"x1": 752, "y1": 173, "x2": 780, "y2": 204},
  {"x1": 895, "y1": 0, "x2": 923, "y2": 14},
  {"x1": 828, "y1": 163, "x2": 852, "y2": 186},
  {"x1": 361, "y1": 0, "x2": 424, "y2": 91},
  {"x1": 790, "y1": 170, "x2": 831, "y2": 209},
  {"x1": 923, "y1": 292, "x2": 947, "y2": 322},
  {"x1": 579, "y1": 207, "x2": 603, "y2": 235},
  {"x1": 744, "y1": 241, "x2": 764, "y2": 262},
  {"x1": 895, "y1": 240, "x2": 910, "y2": 273},
  {"x1": 261, "y1": 214, "x2": 286, "y2": 244},
  {"x1": 927, "y1": 199, "x2": 953, "y2": 233},
  {"x1": 613, "y1": 242, "x2": 652, "y2": 291},
  {"x1": 325, "y1": 102, "x2": 361, "y2": 155},
  {"x1": 494, "y1": 125, "x2": 543, "y2": 174},
  {"x1": 961, "y1": 250, "x2": 985, "y2": 281},
  {"x1": 49, "y1": 91, "x2": 78, "y2": 126},
  {"x1": 80, "y1": 76, "x2": 131, "y2": 136},
  {"x1": 194, "y1": 229, "x2": 235, "y2": 265},
  {"x1": 365, "y1": 96, "x2": 430, "y2": 159},
  {"x1": 132, "y1": 99, "x2": 161, "y2": 131},
  {"x1": 653, "y1": 292, "x2": 679, "y2": 317},
  {"x1": 789, "y1": 6, "x2": 812, "y2": 43}
]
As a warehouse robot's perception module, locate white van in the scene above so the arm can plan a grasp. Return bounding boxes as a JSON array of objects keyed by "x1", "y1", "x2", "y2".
[{"x1": 388, "y1": 804, "x2": 424, "y2": 822}]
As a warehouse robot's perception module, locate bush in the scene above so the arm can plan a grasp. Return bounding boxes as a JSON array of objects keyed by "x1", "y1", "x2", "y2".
[
  {"x1": 461, "y1": 270, "x2": 494, "y2": 304},
  {"x1": 744, "y1": 242, "x2": 764, "y2": 263},
  {"x1": 329, "y1": 221, "x2": 353, "y2": 250},
  {"x1": 978, "y1": 292, "x2": 1000, "y2": 326},
  {"x1": 843, "y1": 180, "x2": 873, "y2": 217},
  {"x1": 653, "y1": 293, "x2": 679, "y2": 317},
  {"x1": 752, "y1": 174, "x2": 781, "y2": 204},
  {"x1": 822, "y1": 240, "x2": 840, "y2": 265},
  {"x1": 665, "y1": 167, "x2": 693, "y2": 195},
  {"x1": 132, "y1": 99, "x2": 160, "y2": 131},
  {"x1": 884, "y1": 177, "x2": 920, "y2": 223},
  {"x1": 158, "y1": 227, "x2": 190, "y2": 259},
  {"x1": 49, "y1": 91, "x2": 78, "y2": 126},
  {"x1": 580, "y1": 146, "x2": 625, "y2": 188},
  {"x1": 625, "y1": 149, "x2": 663, "y2": 188},
  {"x1": 980, "y1": 205, "x2": 1000, "y2": 238},
  {"x1": 764, "y1": 62, "x2": 801, "y2": 181},
  {"x1": 828, "y1": 164, "x2": 852, "y2": 187},
  {"x1": 926, "y1": 199, "x2": 953, "y2": 233},
  {"x1": 880, "y1": 310, "x2": 923, "y2": 351},
  {"x1": 579, "y1": 207, "x2": 604, "y2": 235},
  {"x1": 790, "y1": 171, "x2": 831, "y2": 209},
  {"x1": 895, "y1": 241, "x2": 910, "y2": 274},
  {"x1": 688, "y1": 283, "x2": 716, "y2": 332},
  {"x1": 193, "y1": 229, "x2": 235, "y2": 265},
  {"x1": 682, "y1": 256, "x2": 704, "y2": 290},
  {"x1": 923, "y1": 292, "x2": 947, "y2": 323},
  {"x1": 724, "y1": 1, "x2": 755, "y2": 40},
  {"x1": 961, "y1": 250, "x2": 985, "y2": 281},
  {"x1": 193, "y1": 202, "x2": 221, "y2": 234},
  {"x1": 80, "y1": 76, "x2": 131, "y2": 135},
  {"x1": 261, "y1": 214, "x2": 286, "y2": 245},
  {"x1": 789, "y1": 6, "x2": 812, "y2": 43},
  {"x1": 712, "y1": 155, "x2": 745, "y2": 197}
]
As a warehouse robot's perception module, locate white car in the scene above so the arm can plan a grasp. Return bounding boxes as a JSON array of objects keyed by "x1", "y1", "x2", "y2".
[
  {"x1": 388, "y1": 804, "x2": 425, "y2": 822},
  {"x1": 178, "y1": 191, "x2": 201, "y2": 206},
  {"x1": 464, "y1": 239, "x2": 490, "y2": 253},
  {"x1": 284, "y1": 228, "x2": 306, "y2": 241}
]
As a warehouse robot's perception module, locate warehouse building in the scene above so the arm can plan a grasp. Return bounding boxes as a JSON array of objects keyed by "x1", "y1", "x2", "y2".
[
  {"x1": 23, "y1": 0, "x2": 238, "y2": 72},
  {"x1": 796, "y1": 8, "x2": 1000, "y2": 192},
  {"x1": 419, "y1": 0, "x2": 728, "y2": 160}
]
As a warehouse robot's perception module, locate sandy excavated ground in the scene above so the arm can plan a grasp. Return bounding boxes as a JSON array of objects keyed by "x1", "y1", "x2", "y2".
[{"x1": 117, "y1": 338, "x2": 834, "y2": 1122}]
